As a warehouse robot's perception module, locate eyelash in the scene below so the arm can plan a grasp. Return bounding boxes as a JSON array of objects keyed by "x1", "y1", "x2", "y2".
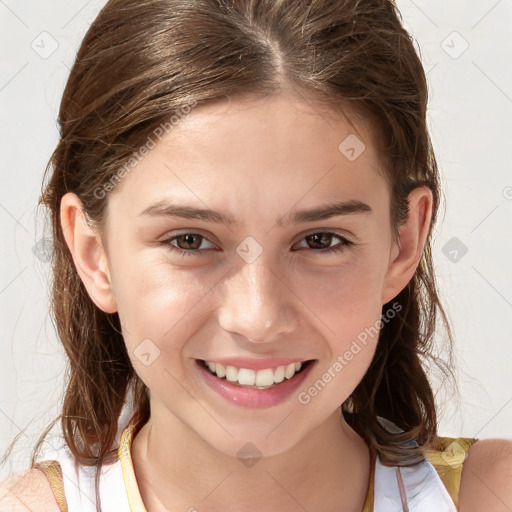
[{"x1": 158, "y1": 231, "x2": 354, "y2": 258}]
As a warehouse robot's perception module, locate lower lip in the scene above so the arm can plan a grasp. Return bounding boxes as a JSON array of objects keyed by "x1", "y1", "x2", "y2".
[{"x1": 195, "y1": 359, "x2": 316, "y2": 409}]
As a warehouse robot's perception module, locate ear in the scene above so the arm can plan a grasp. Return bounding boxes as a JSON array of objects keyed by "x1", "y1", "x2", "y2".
[
  {"x1": 60, "y1": 192, "x2": 118, "y2": 314},
  {"x1": 381, "y1": 186, "x2": 433, "y2": 304}
]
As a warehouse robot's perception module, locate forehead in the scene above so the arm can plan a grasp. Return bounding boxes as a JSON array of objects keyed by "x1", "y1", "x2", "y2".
[
  {"x1": 106, "y1": 93, "x2": 388, "y2": 222},
  {"x1": 165, "y1": 92, "x2": 374, "y2": 160}
]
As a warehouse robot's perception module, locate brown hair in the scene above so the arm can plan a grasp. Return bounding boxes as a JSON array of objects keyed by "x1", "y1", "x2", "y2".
[{"x1": 4, "y1": 0, "x2": 459, "y2": 509}]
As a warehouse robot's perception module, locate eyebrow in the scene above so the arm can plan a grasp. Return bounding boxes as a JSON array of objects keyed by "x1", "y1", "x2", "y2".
[{"x1": 139, "y1": 199, "x2": 372, "y2": 226}]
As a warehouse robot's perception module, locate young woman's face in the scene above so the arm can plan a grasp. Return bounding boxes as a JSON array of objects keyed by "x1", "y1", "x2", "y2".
[{"x1": 90, "y1": 93, "x2": 420, "y2": 457}]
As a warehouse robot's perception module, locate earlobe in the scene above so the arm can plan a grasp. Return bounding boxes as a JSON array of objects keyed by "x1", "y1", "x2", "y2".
[
  {"x1": 60, "y1": 192, "x2": 118, "y2": 314},
  {"x1": 381, "y1": 186, "x2": 433, "y2": 304}
]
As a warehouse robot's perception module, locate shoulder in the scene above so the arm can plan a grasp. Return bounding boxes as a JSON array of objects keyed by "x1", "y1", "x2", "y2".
[
  {"x1": 459, "y1": 438, "x2": 512, "y2": 512},
  {"x1": 0, "y1": 468, "x2": 61, "y2": 512}
]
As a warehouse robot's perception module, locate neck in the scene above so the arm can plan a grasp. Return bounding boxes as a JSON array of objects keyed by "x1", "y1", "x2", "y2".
[{"x1": 131, "y1": 403, "x2": 371, "y2": 512}]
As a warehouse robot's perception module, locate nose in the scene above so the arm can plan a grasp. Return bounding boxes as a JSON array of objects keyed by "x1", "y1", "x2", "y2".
[{"x1": 217, "y1": 258, "x2": 298, "y2": 344}]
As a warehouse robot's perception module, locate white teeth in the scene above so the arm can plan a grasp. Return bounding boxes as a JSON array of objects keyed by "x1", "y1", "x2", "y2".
[
  {"x1": 284, "y1": 363, "x2": 296, "y2": 379},
  {"x1": 255, "y1": 368, "x2": 274, "y2": 387},
  {"x1": 203, "y1": 360, "x2": 305, "y2": 388},
  {"x1": 274, "y1": 365, "x2": 285, "y2": 383},
  {"x1": 237, "y1": 368, "x2": 256, "y2": 386},
  {"x1": 215, "y1": 363, "x2": 226, "y2": 378},
  {"x1": 225, "y1": 365, "x2": 238, "y2": 382}
]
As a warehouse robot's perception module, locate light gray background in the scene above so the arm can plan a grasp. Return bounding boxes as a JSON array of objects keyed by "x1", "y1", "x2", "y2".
[{"x1": 1, "y1": 0, "x2": 511, "y2": 479}]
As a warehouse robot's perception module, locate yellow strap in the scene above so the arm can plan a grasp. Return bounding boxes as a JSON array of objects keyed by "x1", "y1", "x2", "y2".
[
  {"x1": 118, "y1": 421, "x2": 148, "y2": 512},
  {"x1": 361, "y1": 436, "x2": 477, "y2": 511},
  {"x1": 33, "y1": 460, "x2": 69, "y2": 512},
  {"x1": 362, "y1": 448, "x2": 376, "y2": 512},
  {"x1": 32, "y1": 421, "x2": 147, "y2": 512},
  {"x1": 424, "y1": 436, "x2": 479, "y2": 508}
]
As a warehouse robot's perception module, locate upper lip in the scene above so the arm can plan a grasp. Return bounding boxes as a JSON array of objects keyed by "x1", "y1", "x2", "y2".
[{"x1": 198, "y1": 357, "x2": 314, "y2": 371}]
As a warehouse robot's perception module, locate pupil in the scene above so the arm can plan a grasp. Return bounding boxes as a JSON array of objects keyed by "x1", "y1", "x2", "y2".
[
  {"x1": 308, "y1": 233, "x2": 330, "y2": 249},
  {"x1": 180, "y1": 234, "x2": 200, "y2": 250}
]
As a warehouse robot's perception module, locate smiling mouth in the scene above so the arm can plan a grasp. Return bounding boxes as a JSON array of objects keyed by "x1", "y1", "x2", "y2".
[{"x1": 197, "y1": 358, "x2": 316, "y2": 389}]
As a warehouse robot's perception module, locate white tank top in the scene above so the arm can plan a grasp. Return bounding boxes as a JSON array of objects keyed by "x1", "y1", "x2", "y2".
[{"x1": 34, "y1": 399, "x2": 472, "y2": 512}]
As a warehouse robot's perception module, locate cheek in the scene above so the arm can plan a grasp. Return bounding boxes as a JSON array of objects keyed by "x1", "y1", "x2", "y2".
[
  {"x1": 294, "y1": 266, "x2": 384, "y2": 408},
  {"x1": 296, "y1": 251, "x2": 388, "y2": 334},
  {"x1": 112, "y1": 253, "x2": 216, "y2": 360},
  {"x1": 293, "y1": 248, "x2": 389, "y2": 391}
]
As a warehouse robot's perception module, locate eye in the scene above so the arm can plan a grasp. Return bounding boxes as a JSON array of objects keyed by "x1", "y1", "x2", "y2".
[
  {"x1": 293, "y1": 232, "x2": 354, "y2": 255},
  {"x1": 159, "y1": 233, "x2": 216, "y2": 258},
  {"x1": 159, "y1": 231, "x2": 353, "y2": 258}
]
